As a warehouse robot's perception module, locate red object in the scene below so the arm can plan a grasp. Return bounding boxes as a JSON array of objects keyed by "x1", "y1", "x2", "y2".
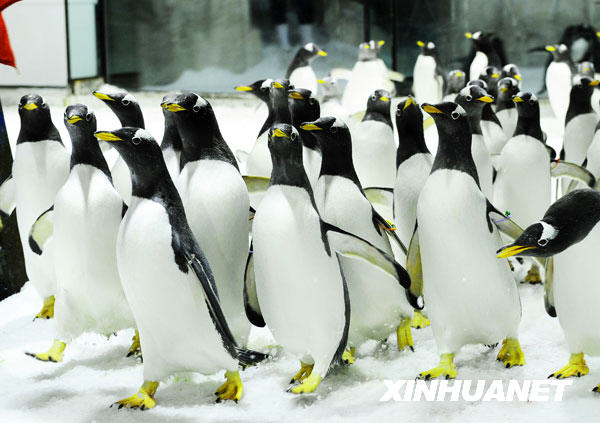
[{"x1": 0, "y1": 0, "x2": 23, "y2": 68}]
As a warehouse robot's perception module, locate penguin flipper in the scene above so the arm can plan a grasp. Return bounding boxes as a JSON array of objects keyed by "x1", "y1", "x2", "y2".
[
  {"x1": 321, "y1": 221, "x2": 411, "y2": 290},
  {"x1": 28, "y1": 205, "x2": 54, "y2": 255},
  {"x1": 0, "y1": 175, "x2": 15, "y2": 215},
  {"x1": 243, "y1": 244, "x2": 265, "y2": 327},
  {"x1": 406, "y1": 228, "x2": 424, "y2": 310},
  {"x1": 363, "y1": 187, "x2": 394, "y2": 209},
  {"x1": 121, "y1": 202, "x2": 128, "y2": 218},
  {"x1": 544, "y1": 256, "x2": 557, "y2": 318},
  {"x1": 371, "y1": 210, "x2": 407, "y2": 255},
  {"x1": 243, "y1": 175, "x2": 270, "y2": 195},
  {"x1": 387, "y1": 70, "x2": 405, "y2": 82},
  {"x1": 550, "y1": 160, "x2": 595, "y2": 189}
]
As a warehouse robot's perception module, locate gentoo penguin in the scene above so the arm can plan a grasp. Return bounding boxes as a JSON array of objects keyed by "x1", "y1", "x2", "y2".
[
  {"x1": 13, "y1": 94, "x2": 69, "y2": 319},
  {"x1": 497, "y1": 189, "x2": 600, "y2": 392},
  {"x1": 92, "y1": 88, "x2": 145, "y2": 204},
  {"x1": 352, "y1": 89, "x2": 395, "y2": 188},
  {"x1": 577, "y1": 61, "x2": 600, "y2": 114},
  {"x1": 495, "y1": 77, "x2": 520, "y2": 140},
  {"x1": 26, "y1": 104, "x2": 134, "y2": 363},
  {"x1": 454, "y1": 86, "x2": 495, "y2": 197},
  {"x1": 162, "y1": 93, "x2": 251, "y2": 348},
  {"x1": 414, "y1": 101, "x2": 524, "y2": 379},
  {"x1": 467, "y1": 78, "x2": 506, "y2": 158},
  {"x1": 159, "y1": 93, "x2": 183, "y2": 182},
  {"x1": 288, "y1": 88, "x2": 321, "y2": 189},
  {"x1": 234, "y1": 79, "x2": 272, "y2": 166},
  {"x1": 493, "y1": 92, "x2": 550, "y2": 284},
  {"x1": 478, "y1": 66, "x2": 501, "y2": 100},
  {"x1": 251, "y1": 123, "x2": 411, "y2": 393},
  {"x1": 341, "y1": 40, "x2": 397, "y2": 115},
  {"x1": 285, "y1": 42, "x2": 327, "y2": 94},
  {"x1": 94, "y1": 127, "x2": 266, "y2": 409},
  {"x1": 442, "y1": 70, "x2": 466, "y2": 102},
  {"x1": 465, "y1": 31, "x2": 506, "y2": 81},
  {"x1": 500, "y1": 63, "x2": 523, "y2": 88},
  {"x1": 545, "y1": 44, "x2": 574, "y2": 124},
  {"x1": 413, "y1": 41, "x2": 445, "y2": 104},
  {"x1": 317, "y1": 77, "x2": 346, "y2": 121},
  {"x1": 304, "y1": 116, "x2": 415, "y2": 355}
]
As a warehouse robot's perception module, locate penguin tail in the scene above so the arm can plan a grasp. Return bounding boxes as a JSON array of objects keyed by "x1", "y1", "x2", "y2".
[{"x1": 236, "y1": 347, "x2": 269, "y2": 367}]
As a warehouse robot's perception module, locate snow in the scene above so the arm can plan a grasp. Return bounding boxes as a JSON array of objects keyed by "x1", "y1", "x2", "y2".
[{"x1": 0, "y1": 95, "x2": 598, "y2": 422}]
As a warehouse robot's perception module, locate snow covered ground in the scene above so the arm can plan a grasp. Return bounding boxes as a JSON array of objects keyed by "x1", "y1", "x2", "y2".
[{"x1": 0, "y1": 93, "x2": 596, "y2": 422}]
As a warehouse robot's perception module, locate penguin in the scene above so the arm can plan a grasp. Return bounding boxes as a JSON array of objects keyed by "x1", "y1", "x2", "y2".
[
  {"x1": 13, "y1": 94, "x2": 70, "y2": 319},
  {"x1": 234, "y1": 79, "x2": 272, "y2": 166},
  {"x1": 496, "y1": 188, "x2": 600, "y2": 393},
  {"x1": 92, "y1": 88, "x2": 145, "y2": 204},
  {"x1": 465, "y1": 31, "x2": 506, "y2": 80},
  {"x1": 478, "y1": 66, "x2": 501, "y2": 100},
  {"x1": 303, "y1": 116, "x2": 415, "y2": 354},
  {"x1": 162, "y1": 93, "x2": 251, "y2": 348},
  {"x1": 341, "y1": 40, "x2": 397, "y2": 115},
  {"x1": 583, "y1": 121, "x2": 600, "y2": 182},
  {"x1": 317, "y1": 77, "x2": 346, "y2": 121},
  {"x1": 544, "y1": 44, "x2": 575, "y2": 124},
  {"x1": 467, "y1": 77, "x2": 506, "y2": 158},
  {"x1": 493, "y1": 92, "x2": 550, "y2": 284},
  {"x1": 577, "y1": 62, "x2": 600, "y2": 115},
  {"x1": 285, "y1": 42, "x2": 327, "y2": 94},
  {"x1": 94, "y1": 127, "x2": 266, "y2": 409},
  {"x1": 288, "y1": 88, "x2": 321, "y2": 190},
  {"x1": 251, "y1": 123, "x2": 411, "y2": 393},
  {"x1": 500, "y1": 63, "x2": 523, "y2": 88},
  {"x1": 413, "y1": 41, "x2": 445, "y2": 104},
  {"x1": 25, "y1": 104, "x2": 135, "y2": 363},
  {"x1": 442, "y1": 70, "x2": 466, "y2": 102},
  {"x1": 413, "y1": 101, "x2": 524, "y2": 379},
  {"x1": 454, "y1": 86, "x2": 495, "y2": 198},
  {"x1": 159, "y1": 93, "x2": 184, "y2": 182},
  {"x1": 495, "y1": 77, "x2": 520, "y2": 140},
  {"x1": 351, "y1": 89, "x2": 395, "y2": 189}
]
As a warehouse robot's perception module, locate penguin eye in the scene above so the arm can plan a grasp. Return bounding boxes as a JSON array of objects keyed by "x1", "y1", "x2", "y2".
[
  {"x1": 309, "y1": 98, "x2": 315, "y2": 105},
  {"x1": 193, "y1": 105, "x2": 201, "y2": 113},
  {"x1": 451, "y1": 111, "x2": 460, "y2": 120},
  {"x1": 132, "y1": 137, "x2": 141, "y2": 145},
  {"x1": 538, "y1": 238, "x2": 549, "y2": 247},
  {"x1": 290, "y1": 132, "x2": 298, "y2": 141},
  {"x1": 465, "y1": 94, "x2": 472, "y2": 102},
  {"x1": 370, "y1": 95, "x2": 377, "y2": 101},
  {"x1": 330, "y1": 126, "x2": 338, "y2": 133},
  {"x1": 121, "y1": 99, "x2": 130, "y2": 106},
  {"x1": 528, "y1": 99, "x2": 535, "y2": 105},
  {"x1": 85, "y1": 113, "x2": 92, "y2": 121}
]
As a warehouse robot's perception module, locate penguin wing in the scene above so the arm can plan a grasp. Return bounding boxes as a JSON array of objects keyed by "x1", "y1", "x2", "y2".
[
  {"x1": 121, "y1": 202, "x2": 128, "y2": 218},
  {"x1": 363, "y1": 187, "x2": 394, "y2": 209},
  {"x1": 545, "y1": 143, "x2": 557, "y2": 160},
  {"x1": 544, "y1": 256, "x2": 557, "y2": 318},
  {"x1": 28, "y1": 206, "x2": 54, "y2": 255},
  {"x1": 0, "y1": 175, "x2": 15, "y2": 215},
  {"x1": 371, "y1": 209, "x2": 407, "y2": 255},
  {"x1": 406, "y1": 228, "x2": 425, "y2": 310},
  {"x1": 321, "y1": 221, "x2": 411, "y2": 290},
  {"x1": 387, "y1": 69, "x2": 405, "y2": 82},
  {"x1": 486, "y1": 200, "x2": 523, "y2": 240},
  {"x1": 243, "y1": 243, "x2": 265, "y2": 327},
  {"x1": 179, "y1": 238, "x2": 267, "y2": 366},
  {"x1": 550, "y1": 160, "x2": 596, "y2": 190},
  {"x1": 243, "y1": 175, "x2": 271, "y2": 195}
]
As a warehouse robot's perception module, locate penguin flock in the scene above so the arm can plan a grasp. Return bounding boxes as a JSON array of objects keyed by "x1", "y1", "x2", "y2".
[{"x1": 4, "y1": 32, "x2": 600, "y2": 411}]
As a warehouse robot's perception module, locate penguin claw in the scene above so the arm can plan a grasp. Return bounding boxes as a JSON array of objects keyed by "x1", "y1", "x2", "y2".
[
  {"x1": 496, "y1": 338, "x2": 525, "y2": 368},
  {"x1": 215, "y1": 371, "x2": 243, "y2": 403},
  {"x1": 396, "y1": 318, "x2": 414, "y2": 352},
  {"x1": 34, "y1": 295, "x2": 55, "y2": 320},
  {"x1": 112, "y1": 381, "x2": 158, "y2": 411},
  {"x1": 548, "y1": 354, "x2": 589, "y2": 379},
  {"x1": 290, "y1": 362, "x2": 314, "y2": 383},
  {"x1": 410, "y1": 311, "x2": 430, "y2": 329}
]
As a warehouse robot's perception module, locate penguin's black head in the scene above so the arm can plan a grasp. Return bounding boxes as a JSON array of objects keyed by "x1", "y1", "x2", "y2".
[
  {"x1": 501, "y1": 64, "x2": 522, "y2": 82},
  {"x1": 289, "y1": 89, "x2": 320, "y2": 127},
  {"x1": 297, "y1": 42, "x2": 327, "y2": 63},
  {"x1": 466, "y1": 79, "x2": 488, "y2": 90},
  {"x1": 93, "y1": 88, "x2": 144, "y2": 128},
  {"x1": 465, "y1": 31, "x2": 492, "y2": 51},
  {"x1": 498, "y1": 77, "x2": 519, "y2": 96},
  {"x1": 300, "y1": 116, "x2": 348, "y2": 150},
  {"x1": 235, "y1": 79, "x2": 271, "y2": 104},
  {"x1": 496, "y1": 222, "x2": 556, "y2": 258},
  {"x1": 479, "y1": 66, "x2": 500, "y2": 88},
  {"x1": 421, "y1": 102, "x2": 470, "y2": 137},
  {"x1": 455, "y1": 85, "x2": 493, "y2": 112},
  {"x1": 317, "y1": 76, "x2": 340, "y2": 98},
  {"x1": 577, "y1": 61, "x2": 596, "y2": 78},
  {"x1": 268, "y1": 123, "x2": 302, "y2": 159},
  {"x1": 365, "y1": 89, "x2": 391, "y2": 115},
  {"x1": 512, "y1": 91, "x2": 539, "y2": 117},
  {"x1": 18, "y1": 94, "x2": 50, "y2": 122},
  {"x1": 64, "y1": 104, "x2": 96, "y2": 134},
  {"x1": 446, "y1": 70, "x2": 466, "y2": 93},
  {"x1": 545, "y1": 44, "x2": 570, "y2": 61},
  {"x1": 570, "y1": 74, "x2": 599, "y2": 98},
  {"x1": 416, "y1": 40, "x2": 437, "y2": 55},
  {"x1": 396, "y1": 96, "x2": 422, "y2": 123},
  {"x1": 358, "y1": 40, "x2": 384, "y2": 61},
  {"x1": 161, "y1": 91, "x2": 211, "y2": 118}
]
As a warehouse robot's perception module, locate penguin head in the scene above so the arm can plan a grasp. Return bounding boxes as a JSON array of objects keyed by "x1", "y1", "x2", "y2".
[
  {"x1": 421, "y1": 102, "x2": 470, "y2": 138},
  {"x1": 267, "y1": 123, "x2": 303, "y2": 160},
  {"x1": 300, "y1": 116, "x2": 348, "y2": 153},
  {"x1": 317, "y1": 77, "x2": 340, "y2": 98},
  {"x1": 496, "y1": 220, "x2": 561, "y2": 258},
  {"x1": 446, "y1": 70, "x2": 466, "y2": 93},
  {"x1": 365, "y1": 89, "x2": 391, "y2": 115},
  {"x1": 545, "y1": 44, "x2": 570, "y2": 61},
  {"x1": 466, "y1": 79, "x2": 488, "y2": 90},
  {"x1": 465, "y1": 31, "x2": 492, "y2": 51},
  {"x1": 160, "y1": 92, "x2": 220, "y2": 145},
  {"x1": 396, "y1": 96, "x2": 423, "y2": 126},
  {"x1": 416, "y1": 40, "x2": 437, "y2": 55},
  {"x1": 455, "y1": 85, "x2": 493, "y2": 113},
  {"x1": 358, "y1": 40, "x2": 384, "y2": 61},
  {"x1": 501, "y1": 64, "x2": 522, "y2": 82},
  {"x1": 577, "y1": 61, "x2": 596, "y2": 78},
  {"x1": 92, "y1": 88, "x2": 144, "y2": 128},
  {"x1": 497, "y1": 77, "x2": 520, "y2": 103},
  {"x1": 18, "y1": 94, "x2": 51, "y2": 123},
  {"x1": 297, "y1": 42, "x2": 327, "y2": 63},
  {"x1": 235, "y1": 79, "x2": 272, "y2": 104},
  {"x1": 161, "y1": 91, "x2": 210, "y2": 117},
  {"x1": 570, "y1": 75, "x2": 599, "y2": 100},
  {"x1": 512, "y1": 92, "x2": 539, "y2": 117},
  {"x1": 289, "y1": 89, "x2": 320, "y2": 128},
  {"x1": 64, "y1": 104, "x2": 96, "y2": 134}
]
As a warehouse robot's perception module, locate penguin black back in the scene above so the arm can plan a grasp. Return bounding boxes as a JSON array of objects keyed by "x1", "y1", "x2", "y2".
[
  {"x1": 235, "y1": 79, "x2": 271, "y2": 104},
  {"x1": 289, "y1": 88, "x2": 320, "y2": 150},
  {"x1": 160, "y1": 93, "x2": 183, "y2": 153},
  {"x1": 395, "y1": 97, "x2": 429, "y2": 168},
  {"x1": 362, "y1": 90, "x2": 392, "y2": 127},
  {"x1": 93, "y1": 89, "x2": 145, "y2": 128},
  {"x1": 17, "y1": 94, "x2": 62, "y2": 144},
  {"x1": 512, "y1": 92, "x2": 544, "y2": 142},
  {"x1": 466, "y1": 31, "x2": 507, "y2": 69},
  {"x1": 285, "y1": 43, "x2": 326, "y2": 78}
]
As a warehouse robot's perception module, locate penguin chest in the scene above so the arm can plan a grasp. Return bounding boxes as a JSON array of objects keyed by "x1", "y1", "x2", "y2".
[
  {"x1": 343, "y1": 60, "x2": 393, "y2": 114},
  {"x1": 546, "y1": 63, "x2": 571, "y2": 121},
  {"x1": 481, "y1": 119, "x2": 507, "y2": 156},
  {"x1": 496, "y1": 108, "x2": 518, "y2": 140},
  {"x1": 471, "y1": 134, "x2": 493, "y2": 198},
  {"x1": 469, "y1": 51, "x2": 488, "y2": 80},
  {"x1": 554, "y1": 222, "x2": 600, "y2": 355},
  {"x1": 413, "y1": 55, "x2": 441, "y2": 104},
  {"x1": 585, "y1": 129, "x2": 600, "y2": 179},
  {"x1": 162, "y1": 147, "x2": 181, "y2": 182},
  {"x1": 352, "y1": 121, "x2": 396, "y2": 188},
  {"x1": 289, "y1": 65, "x2": 317, "y2": 93},
  {"x1": 246, "y1": 131, "x2": 271, "y2": 178},
  {"x1": 564, "y1": 113, "x2": 598, "y2": 164},
  {"x1": 302, "y1": 147, "x2": 322, "y2": 190}
]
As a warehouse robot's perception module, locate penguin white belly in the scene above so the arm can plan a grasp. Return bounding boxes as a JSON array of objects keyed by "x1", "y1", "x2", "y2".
[
  {"x1": 546, "y1": 63, "x2": 572, "y2": 124},
  {"x1": 177, "y1": 160, "x2": 250, "y2": 345},
  {"x1": 315, "y1": 176, "x2": 411, "y2": 345},
  {"x1": 321, "y1": 99, "x2": 347, "y2": 123},
  {"x1": 13, "y1": 141, "x2": 69, "y2": 298},
  {"x1": 53, "y1": 165, "x2": 133, "y2": 341},
  {"x1": 162, "y1": 147, "x2": 181, "y2": 182},
  {"x1": 564, "y1": 113, "x2": 598, "y2": 164},
  {"x1": 493, "y1": 135, "x2": 551, "y2": 226},
  {"x1": 584, "y1": 129, "x2": 600, "y2": 179},
  {"x1": 469, "y1": 51, "x2": 488, "y2": 81},
  {"x1": 554, "y1": 221, "x2": 600, "y2": 355},
  {"x1": 496, "y1": 108, "x2": 518, "y2": 140},
  {"x1": 246, "y1": 131, "x2": 271, "y2": 209},
  {"x1": 117, "y1": 197, "x2": 237, "y2": 380},
  {"x1": 481, "y1": 119, "x2": 508, "y2": 156},
  {"x1": 417, "y1": 170, "x2": 520, "y2": 353},
  {"x1": 471, "y1": 134, "x2": 494, "y2": 198},
  {"x1": 289, "y1": 65, "x2": 318, "y2": 94},
  {"x1": 393, "y1": 153, "x2": 434, "y2": 251},
  {"x1": 413, "y1": 56, "x2": 441, "y2": 104},
  {"x1": 110, "y1": 156, "x2": 132, "y2": 205},
  {"x1": 352, "y1": 121, "x2": 396, "y2": 188},
  {"x1": 302, "y1": 147, "x2": 322, "y2": 191},
  {"x1": 343, "y1": 60, "x2": 394, "y2": 115},
  {"x1": 592, "y1": 87, "x2": 600, "y2": 115},
  {"x1": 442, "y1": 93, "x2": 457, "y2": 102},
  {"x1": 253, "y1": 186, "x2": 346, "y2": 375}
]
